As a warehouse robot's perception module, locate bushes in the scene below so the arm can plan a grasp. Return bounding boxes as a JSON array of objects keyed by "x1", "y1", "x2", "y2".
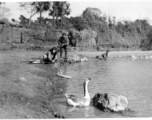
[{"x1": 69, "y1": 29, "x2": 97, "y2": 50}]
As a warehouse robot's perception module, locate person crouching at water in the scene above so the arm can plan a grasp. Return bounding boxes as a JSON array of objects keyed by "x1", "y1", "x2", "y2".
[
  {"x1": 43, "y1": 47, "x2": 59, "y2": 63},
  {"x1": 96, "y1": 50, "x2": 110, "y2": 60},
  {"x1": 58, "y1": 33, "x2": 69, "y2": 61},
  {"x1": 101, "y1": 50, "x2": 110, "y2": 60}
]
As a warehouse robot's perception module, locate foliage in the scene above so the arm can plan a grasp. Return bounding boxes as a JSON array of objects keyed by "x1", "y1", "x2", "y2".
[
  {"x1": 12, "y1": 5, "x2": 152, "y2": 51},
  {"x1": 32, "y1": 2, "x2": 51, "y2": 25},
  {"x1": 19, "y1": 2, "x2": 37, "y2": 26},
  {"x1": 49, "y1": 1, "x2": 71, "y2": 29},
  {"x1": 19, "y1": 15, "x2": 29, "y2": 26}
]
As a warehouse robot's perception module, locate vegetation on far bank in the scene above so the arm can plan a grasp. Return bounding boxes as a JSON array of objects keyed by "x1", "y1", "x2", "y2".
[{"x1": 0, "y1": 1, "x2": 152, "y2": 51}]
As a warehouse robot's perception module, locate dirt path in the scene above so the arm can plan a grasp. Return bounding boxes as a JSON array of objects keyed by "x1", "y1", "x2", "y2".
[{"x1": 0, "y1": 50, "x2": 67, "y2": 118}]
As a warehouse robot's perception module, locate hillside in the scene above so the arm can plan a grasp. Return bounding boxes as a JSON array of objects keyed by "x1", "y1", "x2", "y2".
[{"x1": 1, "y1": 7, "x2": 152, "y2": 51}]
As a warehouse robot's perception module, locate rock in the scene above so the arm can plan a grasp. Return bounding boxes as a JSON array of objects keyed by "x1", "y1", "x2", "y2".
[
  {"x1": 72, "y1": 55, "x2": 81, "y2": 62},
  {"x1": 92, "y1": 93, "x2": 128, "y2": 112},
  {"x1": 67, "y1": 55, "x2": 88, "y2": 63}
]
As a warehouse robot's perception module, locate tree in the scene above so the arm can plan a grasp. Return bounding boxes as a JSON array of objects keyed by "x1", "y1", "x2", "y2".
[
  {"x1": 49, "y1": 1, "x2": 71, "y2": 29},
  {"x1": 59, "y1": 2, "x2": 71, "y2": 29},
  {"x1": 19, "y1": 15, "x2": 29, "y2": 26},
  {"x1": 11, "y1": 18, "x2": 15, "y2": 22},
  {"x1": 32, "y1": 2, "x2": 51, "y2": 25},
  {"x1": 49, "y1": 2, "x2": 60, "y2": 29},
  {"x1": 70, "y1": 16, "x2": 89, "y2": 31},
  {"x1": 0, "y1": 6, "x2": 11, "y2": 18},
  {"x1": 19, "y1": 2, "x2": 37, "y2": 26}
]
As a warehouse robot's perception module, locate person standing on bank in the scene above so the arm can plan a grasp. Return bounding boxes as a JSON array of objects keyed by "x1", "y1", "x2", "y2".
[{"x1": 58, "y1": 33, "x2": 69, "y2": 61}]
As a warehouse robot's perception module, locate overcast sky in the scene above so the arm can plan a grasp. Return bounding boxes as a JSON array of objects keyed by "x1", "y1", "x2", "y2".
[{"x1": 2, "y1": 0, "x2": 152, "y2": 23}]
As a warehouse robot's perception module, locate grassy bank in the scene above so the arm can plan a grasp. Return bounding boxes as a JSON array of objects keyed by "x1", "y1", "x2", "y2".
[{"x1": 0, "y1": 50, "x2": 67, "y2": 118}]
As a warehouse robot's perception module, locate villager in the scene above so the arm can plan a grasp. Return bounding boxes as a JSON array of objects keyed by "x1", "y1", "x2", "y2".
[
  {"x1": 58, "y1": 33, "x2": 69, "y2": 60},
  {"x1": 43, "y1": 47, "x2": 59, "y2": 63},
  {"x1": 101, "y1": 50, "x2": 110, "y2": 60}
]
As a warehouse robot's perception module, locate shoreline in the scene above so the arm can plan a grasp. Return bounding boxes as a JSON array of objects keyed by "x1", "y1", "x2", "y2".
[{"x1": 75, "y1": 51, "x2": 152, "y2": 58}]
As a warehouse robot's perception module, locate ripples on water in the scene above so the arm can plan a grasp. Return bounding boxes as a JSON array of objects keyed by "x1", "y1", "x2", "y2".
[{"x1": 54, "y1": 56, "x2": 152, "y2": 117}]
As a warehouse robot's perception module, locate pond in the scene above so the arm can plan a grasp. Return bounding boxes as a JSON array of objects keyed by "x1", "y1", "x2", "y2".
[{"x1": 53, "y1": 52, "x2": 152, "y2": 118}]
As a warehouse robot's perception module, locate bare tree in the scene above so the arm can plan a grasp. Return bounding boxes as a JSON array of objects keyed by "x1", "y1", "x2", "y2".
[
  {"x1": 0, "y1": 6, "x2": 11, "y2": 18},
  {"x1": 19, "y1": 2, "x2": 37, "y2": 26}
]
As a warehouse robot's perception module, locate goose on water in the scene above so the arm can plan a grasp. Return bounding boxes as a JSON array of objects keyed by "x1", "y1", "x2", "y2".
[{"x1": 65, "y1": 78, "x2": 91, "y2": 107}]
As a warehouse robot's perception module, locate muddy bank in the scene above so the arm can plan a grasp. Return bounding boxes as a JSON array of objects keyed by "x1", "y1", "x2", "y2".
[{"x1": 0, "y1": 50, "x2": 67, "y2": 118}]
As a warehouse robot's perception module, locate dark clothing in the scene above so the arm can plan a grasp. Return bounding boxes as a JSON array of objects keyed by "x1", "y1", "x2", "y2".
[
  {"x1": 58, "y1": 36, "x2": 69, "y2": 45},
  {"x1": 43, "y1": 47, "x2": 58, "y2": 63},
  {"x1": 58, "y1": 36, "x2": 69, "y2": 59},
  {"x1": 60, "y1": 45, "x2": 67, "y2": 59}
]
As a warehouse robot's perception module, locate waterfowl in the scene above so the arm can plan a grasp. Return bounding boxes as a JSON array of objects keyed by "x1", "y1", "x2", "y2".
[{"x1": 65, "y1": 78, "x2": 91, "y2": 107}]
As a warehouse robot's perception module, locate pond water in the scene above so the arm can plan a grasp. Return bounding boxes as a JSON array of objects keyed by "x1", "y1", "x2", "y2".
[{"x1": 54, "y1": 53, "x2": 152, "y2": 118}]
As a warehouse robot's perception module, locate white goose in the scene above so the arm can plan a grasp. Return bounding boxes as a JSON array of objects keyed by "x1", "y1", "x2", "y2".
[{"x1": 65, "y1": 78, "x2": 91, "y2": 107}]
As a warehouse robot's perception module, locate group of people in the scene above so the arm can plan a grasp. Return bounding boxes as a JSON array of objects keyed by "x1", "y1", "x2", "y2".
[
  {"x1": 42, "y1": 33, "x2": 69, "y2": 64},
  {"x1": 32, "y1": 32, "x2": 109, "y2": 65}
]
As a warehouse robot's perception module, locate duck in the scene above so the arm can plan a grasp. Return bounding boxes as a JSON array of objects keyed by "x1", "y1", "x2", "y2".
[{"x1": 65, "y1": 78, "x2": 91, "y2": 107}]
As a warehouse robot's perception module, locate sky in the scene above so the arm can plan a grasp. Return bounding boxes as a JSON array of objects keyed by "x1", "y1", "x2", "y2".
[{"x1": 1, "y1": 0, "x2": 152, "y2": 24}]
